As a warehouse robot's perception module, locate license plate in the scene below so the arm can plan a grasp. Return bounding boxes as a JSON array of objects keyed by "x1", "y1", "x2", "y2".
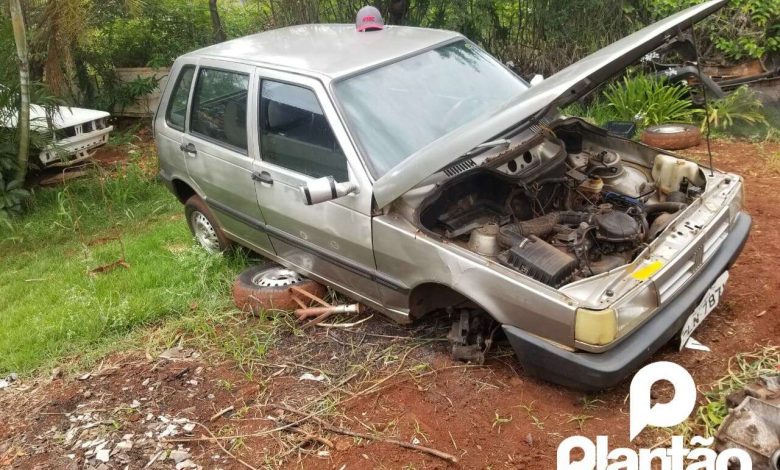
[{"x1": 679, "y1": 271, "x2": 729, "y2": 350}]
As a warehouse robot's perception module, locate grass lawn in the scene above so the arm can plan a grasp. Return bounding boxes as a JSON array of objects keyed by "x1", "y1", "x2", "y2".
[{"x1": 0, "y1": 149, "x2": 244, "y2": 375}]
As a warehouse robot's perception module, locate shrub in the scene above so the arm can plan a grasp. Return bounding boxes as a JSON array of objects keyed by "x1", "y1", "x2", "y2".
[
  {"x1": 643, "y1": 0, "x2": 779, "y2": 62},
  {"x1": 603, "y1": 74, "x2": 700, "y2": 128},
  {"x1": 702, "y1": 86, "x2": 767, "y2": 131}
]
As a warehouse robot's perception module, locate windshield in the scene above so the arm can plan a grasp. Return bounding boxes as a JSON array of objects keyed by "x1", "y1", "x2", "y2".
[{"x1": 334, "y1": 40, "x2": 528, "y2": 178}]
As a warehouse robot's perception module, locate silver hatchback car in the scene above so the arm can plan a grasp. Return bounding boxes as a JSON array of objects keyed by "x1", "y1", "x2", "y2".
[{"x1": 155, "y1": 0, "x2": 750, "y2": 390}]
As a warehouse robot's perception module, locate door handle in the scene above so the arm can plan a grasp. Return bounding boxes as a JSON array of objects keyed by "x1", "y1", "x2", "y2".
[
  {"x1": 179, "y1": 142, "x2": 197, "y2": 155},
  {"x1": 252, "y1": 171, "x2": 273, "y2": 185}
]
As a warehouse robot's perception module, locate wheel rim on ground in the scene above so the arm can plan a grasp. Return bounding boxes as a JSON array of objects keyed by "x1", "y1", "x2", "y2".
[
  {"x1": 251, "y1": 267, "x2": 304, "y2": 287},
  {"x1": 191, "y1": 211, "x2": 220, "y2": 253},
  {"x1": 653, "y1": 125, "x2": 688, "y2": 134}
]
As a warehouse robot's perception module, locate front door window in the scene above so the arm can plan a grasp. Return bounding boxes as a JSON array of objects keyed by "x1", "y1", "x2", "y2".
[{"x1": 258, "y1": 80, "x2": 348, "y2": 182}]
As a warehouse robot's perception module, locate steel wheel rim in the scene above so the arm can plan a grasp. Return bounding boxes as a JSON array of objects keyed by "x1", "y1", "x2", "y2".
[
  {"x1": 251, "y1": 267, "x2": 303, "y2": 287},
  {"x1": 655, "y1": 125, "x2": 688, "y2": 134},
  {"x1": 191, "y1": 211, "x2": 220, "y2": 253}
]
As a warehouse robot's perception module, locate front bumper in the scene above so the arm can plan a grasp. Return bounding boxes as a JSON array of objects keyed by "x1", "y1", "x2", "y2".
[
  {"x1": 503, "y1": 211, "x2": 752, "y2": 391},
  {"x1": 39, "y1": 127, "x2": 113, "y2": 166}
]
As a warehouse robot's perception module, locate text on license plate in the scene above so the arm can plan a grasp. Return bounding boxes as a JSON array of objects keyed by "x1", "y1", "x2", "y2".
[{"x1": 679, "y1": 271, "x2": 729, "y2": 350}]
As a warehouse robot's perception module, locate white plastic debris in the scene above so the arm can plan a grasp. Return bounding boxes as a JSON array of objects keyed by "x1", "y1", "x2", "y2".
[
  {"x1": 299, "y1": 372, "x2": 327, "y2": 382},
  {"x1": 115, "y1": 440, "x2": 133, "y2": 451},
  {"x1": 176, "y1": 460, "x2": 198, "y2": 469},
  {"x1": 170, "y1": 449, "x2": 191, "y2": 464},
  {"x1": 159, "y1": 424, "x2": 179, "y2": 438},
  {"x1": 95, "y1": 448, "x2": 110, "y2": 462}
]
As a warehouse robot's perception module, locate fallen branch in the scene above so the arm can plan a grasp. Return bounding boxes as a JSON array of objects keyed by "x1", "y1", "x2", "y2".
[
  {"x1": 289, "y1": 285, "x2": 330, "y2": 307},
  {"x1": 88, "y1": 259, "x2": 130, "y2": 277},
  {"x1": 161, "y1": 415, "x2": 314, "y2": 443},
  {"x1": 191, "y1": 421, "x2": 258, "y2": 470},
  {"x1": 285, "y1": 425, "x2": 334, "y2": 448},
  {"x1": 209, "y1": 405, "x2": 234, "y2": 422},
  {"x1": 317, "y1": 314, "x2": 374, "y2": 329},
  {"x1": 271, "y1": 404, "x2": 458, "y2": 464}
]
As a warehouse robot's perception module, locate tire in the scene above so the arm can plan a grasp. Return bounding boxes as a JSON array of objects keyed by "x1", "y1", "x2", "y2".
[
  {"x1": 232, "y1": 262, "x2": 327, "y2": 313},
  {"x1": 641, "y1": 124, "x2": 702, "y2": 150},
  {"x1": 184, "y1": 195, "x2": 232, "y2": 253}
]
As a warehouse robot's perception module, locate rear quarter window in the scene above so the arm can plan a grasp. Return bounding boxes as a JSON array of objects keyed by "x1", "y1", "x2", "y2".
[{"x1": 165, "y1": 65, "x2": 196, "y2": 131}]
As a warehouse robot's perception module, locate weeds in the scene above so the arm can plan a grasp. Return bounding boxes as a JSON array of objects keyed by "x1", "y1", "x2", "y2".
[
  {"x1": 0, "y1": 144, "x2": 243, "y2": 375},
  {"x1": 580, "y1": 396, "x2": 604, "y2": 411},
  {"x1": 564, "y1": 413, "x2": 593, "y2": 431},
  {"x1": 765, "y1": 152, "x2": 780, "y2": 173},
  {"x1": 677, "y1": 346, "x2": 779, "y2": 438},
  {"x1": 491, "y1": 411, "x2": 513, "y2": 433},
  {"x1": 516, "y1": 402, "x2": 546, "y2": 430}
]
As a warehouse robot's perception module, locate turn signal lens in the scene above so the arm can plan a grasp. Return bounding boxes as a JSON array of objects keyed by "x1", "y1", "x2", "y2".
[{"x1": 575, "y1": 308, "x2": 617, "y2": 345}]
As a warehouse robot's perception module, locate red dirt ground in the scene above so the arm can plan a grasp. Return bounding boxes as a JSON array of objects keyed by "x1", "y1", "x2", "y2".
[{"x1": 1, "y1": 139, "x2": 778, "y2": 469}]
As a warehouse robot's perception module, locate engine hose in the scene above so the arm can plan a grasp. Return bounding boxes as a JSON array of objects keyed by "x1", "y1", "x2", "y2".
[
  {"x1": 644, "y1": 202, "x2": 687, "y2": 215},
  {"x1": 499, "y1": 211, "x2": 593, "y2": 246}
]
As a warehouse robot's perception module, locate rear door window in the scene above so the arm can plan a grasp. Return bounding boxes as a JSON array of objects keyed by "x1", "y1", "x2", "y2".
[
  {"x1": 258, "y1": 80, "x2": 348, "y2": 181},
  {"x1": 165, "y1": 65, "x2": 195, "y2": 131},
  {"x1": 190, "y1": 68, "x2": 249, "y2": 151}
]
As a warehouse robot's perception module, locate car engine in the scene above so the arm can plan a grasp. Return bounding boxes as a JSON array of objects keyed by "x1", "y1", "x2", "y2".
[{"x1": 416, "y1": 127, "x2": 705, "y2": 288}]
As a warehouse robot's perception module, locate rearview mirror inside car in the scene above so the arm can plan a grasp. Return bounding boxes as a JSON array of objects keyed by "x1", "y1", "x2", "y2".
[{"x1": 300, "y1": 176, "x2": 358, "y2": 205}]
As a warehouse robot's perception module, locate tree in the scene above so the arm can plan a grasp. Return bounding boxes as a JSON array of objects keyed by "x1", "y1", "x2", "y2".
[
  {"x1": 9, "y1": 0, "x2": 30, "y2": 184},
  {"x1": 209, "y1": 0, "x2": 226, "y2": 43}
]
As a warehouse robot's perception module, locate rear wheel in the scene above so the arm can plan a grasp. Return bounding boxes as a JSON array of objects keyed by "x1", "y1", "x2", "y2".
[{"x1": 184, "y1": 195, "x2": 232, "y2": 253}]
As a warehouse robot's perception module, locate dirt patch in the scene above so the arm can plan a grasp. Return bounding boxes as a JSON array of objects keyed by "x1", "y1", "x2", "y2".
[{"x1": 1, "y1": 139, "x2": 778, "y2": 469}]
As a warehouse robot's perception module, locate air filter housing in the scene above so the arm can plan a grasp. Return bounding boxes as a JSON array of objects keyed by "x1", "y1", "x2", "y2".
[{"x1": 499, "y1": 235, "x2": 577, "y2": 287}]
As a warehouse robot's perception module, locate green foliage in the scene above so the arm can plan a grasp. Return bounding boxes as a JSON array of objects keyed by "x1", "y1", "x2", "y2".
[
  {"x1": 692, "y1": 347, "x2": 778, "y2": 437},
  {"x1": 0, "y1": 177, "x2": 30, "y2": 226},
  {"x1": 702, "y1": 86, "x2": 767, "y2": 131},
  {"x1": 100, "y1": 75, "x2": 161, "y2": 114},
  {"x1": 0, "y1": 152, "x2": 243, "y2": 374},
  {"x1": 0, "y1": 84, "x2": 27, "y2": 223},
  {"x1": 562, "y1": 101, "x2": 619, "y2": 126},
  {"x1": 711, "y1": 0, "x2": 780, "y2": 61},
  {"x1": 643, "y1": 0, "x2": 780, "y2": 61},
  {"x1": 603, "y1": 74, "x2": 700, "y2": 128},
  {"x1": 82, "y1": 0, "x2": 214, "y2": 69}
]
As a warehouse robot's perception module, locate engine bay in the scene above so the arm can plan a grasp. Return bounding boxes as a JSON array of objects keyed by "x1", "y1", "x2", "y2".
[{"x1": 417, "y1": 124, "x2": 707, "y2": 288}]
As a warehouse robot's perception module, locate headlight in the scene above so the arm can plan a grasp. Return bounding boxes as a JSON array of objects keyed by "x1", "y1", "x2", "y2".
[{"x1": 575, "y1": 307, "x2": 617, "y2": 345}]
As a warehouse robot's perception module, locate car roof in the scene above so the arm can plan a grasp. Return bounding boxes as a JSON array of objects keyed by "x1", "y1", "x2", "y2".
[{"x1": 185, "y1": 24, "x2": 462, "y2": 79}]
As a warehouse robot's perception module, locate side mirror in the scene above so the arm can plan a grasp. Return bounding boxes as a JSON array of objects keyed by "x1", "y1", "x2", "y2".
[
  {"x1": 530, "y1": 74, "x2": 544, "y2": 86},
  {"x1": 300, "y1": 176, "x2": 358, "y2": 206}
]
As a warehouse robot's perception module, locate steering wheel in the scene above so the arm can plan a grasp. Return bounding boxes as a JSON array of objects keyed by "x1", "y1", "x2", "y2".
[{"x1": 441, "y1": 96, "x2": 483, "y2": 131}]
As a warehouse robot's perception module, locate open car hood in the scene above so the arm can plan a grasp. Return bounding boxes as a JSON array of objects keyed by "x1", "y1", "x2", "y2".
[{"x1": 372, "y1": 0, "x2": 726, "y2": 209}]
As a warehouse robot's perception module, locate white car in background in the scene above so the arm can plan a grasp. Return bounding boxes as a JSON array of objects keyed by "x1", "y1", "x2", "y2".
[{"x1": 1, "y1": 87, "x2": 113, "y2": 166}]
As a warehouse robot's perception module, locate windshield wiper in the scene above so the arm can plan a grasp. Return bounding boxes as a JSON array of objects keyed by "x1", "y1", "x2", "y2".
[
  {"x1": 463, "y1": 138, "x2": 511, "y2": 158},
  {"x1": 439, "y1": 138, "x2": 513, "y2": 174}
]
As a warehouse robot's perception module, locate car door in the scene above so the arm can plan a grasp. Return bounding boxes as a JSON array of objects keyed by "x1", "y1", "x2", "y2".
[
  {"x1": 155, "y1": 62, "x2": 196, "y2": 197},
  {"x1": 251, "y1": 68, "x2": 380, "y2": 302},
  {"x1": 182, "y1": 59, "x2": 274, "y2": 254}
]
